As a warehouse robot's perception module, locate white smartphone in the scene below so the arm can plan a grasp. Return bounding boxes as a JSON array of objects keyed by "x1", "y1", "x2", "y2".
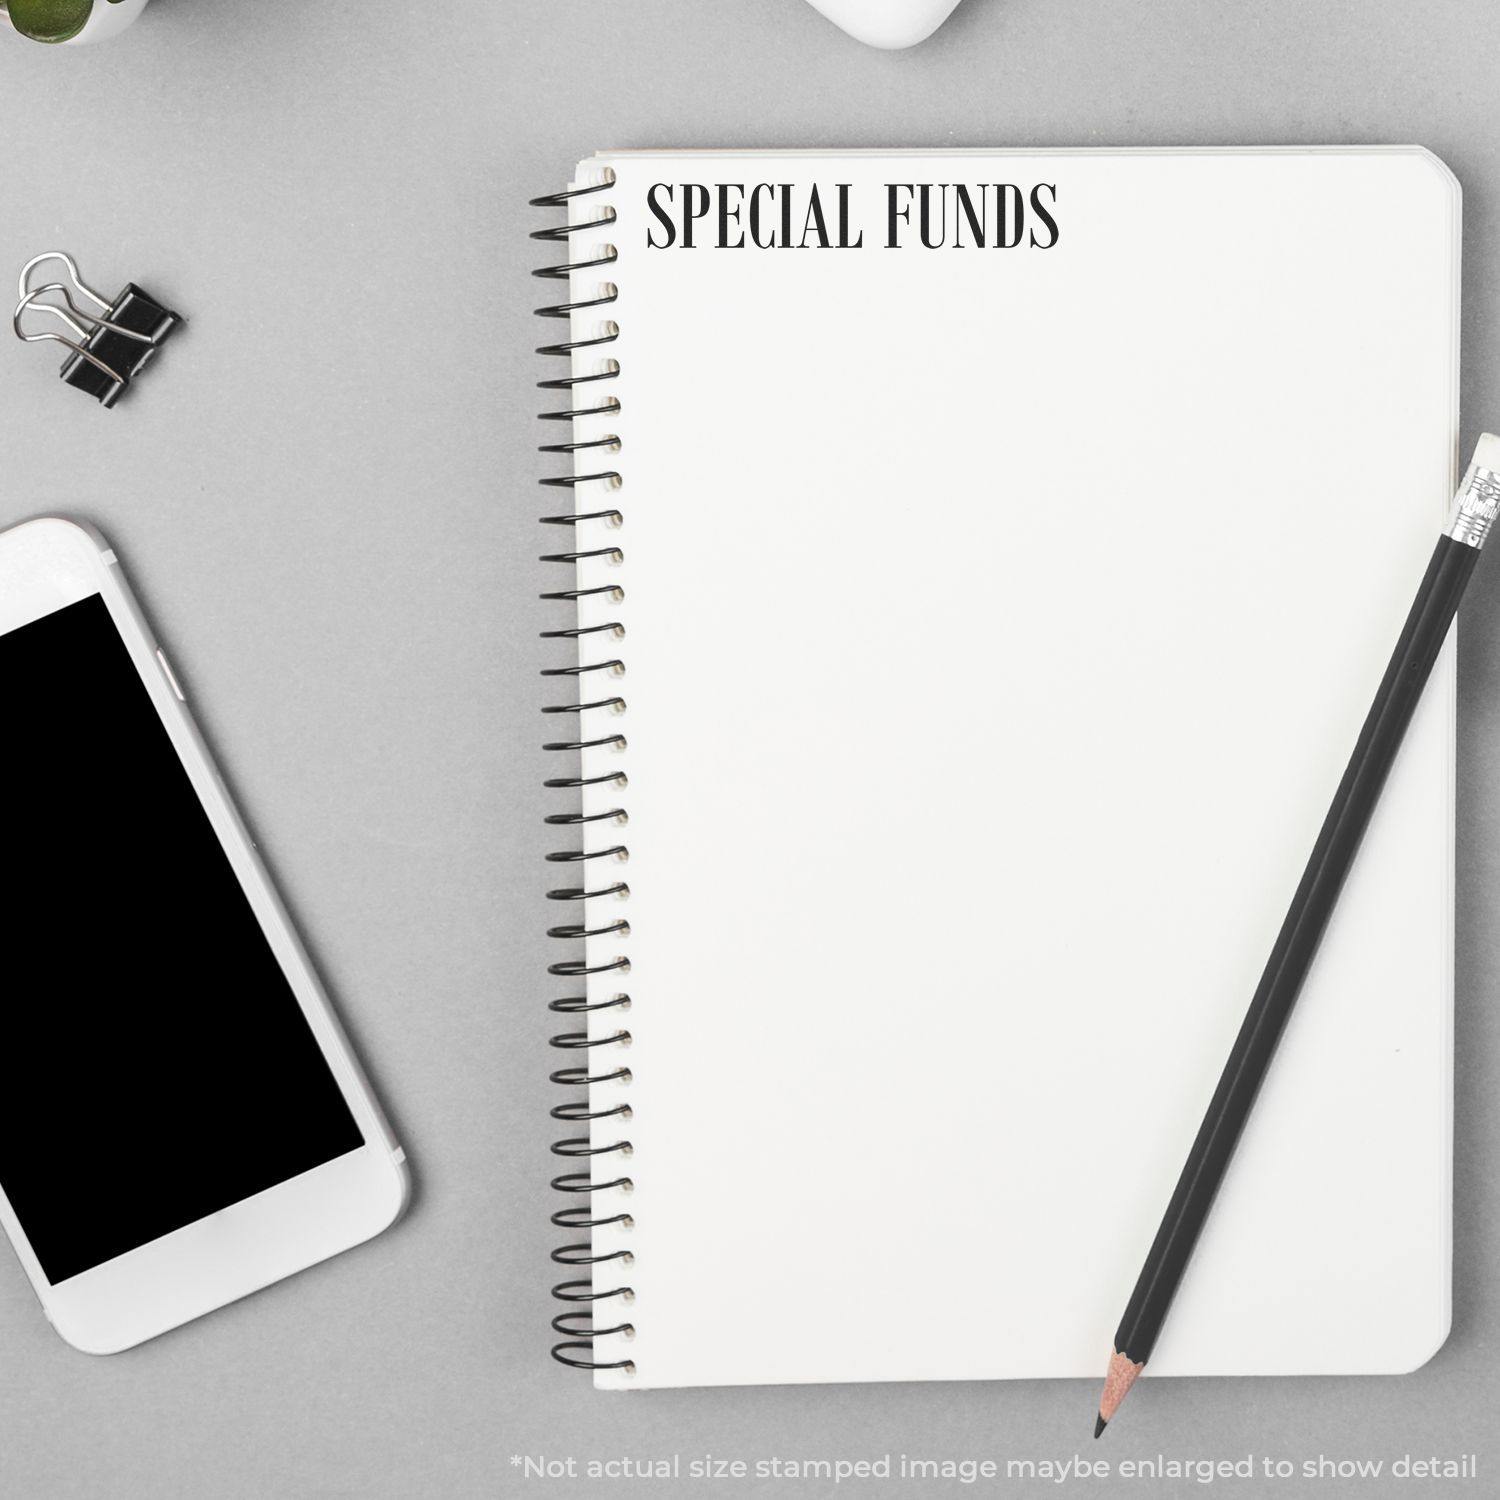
[{"x1": 0, "y1": 517, "x2": 409, "y2": 1353}]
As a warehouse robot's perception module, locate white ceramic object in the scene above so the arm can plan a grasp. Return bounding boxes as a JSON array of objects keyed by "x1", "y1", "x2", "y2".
[
  {"x1": 67, "y1": 0, "x2": 148, "y2": 44},
  {"x1": 804, "y1": 0, "x2": 962, "y2": 48},
  {"x1": 2, "y1": 0, "x2": 149, "y2": 44}
]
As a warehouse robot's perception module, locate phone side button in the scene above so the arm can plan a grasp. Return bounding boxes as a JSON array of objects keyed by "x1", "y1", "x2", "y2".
[{"x1": 155, "y1": 647, "x2": 186, "y2": 702}]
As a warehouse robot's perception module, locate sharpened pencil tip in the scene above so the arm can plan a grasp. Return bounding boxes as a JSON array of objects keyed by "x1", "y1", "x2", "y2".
[
  {"x1": 1097, "y1": 1349, "x2": 1146, "y2": 1430},
  {"x1": 1094, "y1": 1414, "x2": 1107, "y2": 1440}
]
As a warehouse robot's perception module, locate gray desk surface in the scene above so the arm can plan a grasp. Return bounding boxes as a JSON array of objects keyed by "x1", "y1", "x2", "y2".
[{"x1": 2, "y1": 3, "x2": 1499, "y2": 1496}]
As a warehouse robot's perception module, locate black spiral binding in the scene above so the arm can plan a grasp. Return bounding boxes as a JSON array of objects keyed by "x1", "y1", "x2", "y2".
[{"x1": 531, "y1": 170, "x2": 637, "y2": 1376}]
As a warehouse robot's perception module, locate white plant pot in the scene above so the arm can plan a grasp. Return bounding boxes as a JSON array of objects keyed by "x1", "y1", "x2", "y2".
[
  {"x1": 67, "y1": 0, "x2": 149, "y2": 44},
  {"x1": 805, "y1": 0, "x2": 962, "y2": 49}
]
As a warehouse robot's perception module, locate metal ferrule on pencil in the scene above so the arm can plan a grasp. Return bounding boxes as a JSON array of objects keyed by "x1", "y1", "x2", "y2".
[{"x1": 1445, "y1": 460, "x2": 1500, "y2": 549}]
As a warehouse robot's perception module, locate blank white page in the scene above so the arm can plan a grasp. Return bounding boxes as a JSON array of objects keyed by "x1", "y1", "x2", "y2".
[{"x1": 559, "y1": 149, "x2": 1460, "y2": 1388}]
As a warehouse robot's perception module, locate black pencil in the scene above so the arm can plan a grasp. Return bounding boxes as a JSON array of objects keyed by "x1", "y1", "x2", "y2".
[{"x1": 1095, "y1": 434, "x2": 1500, "y2": 1437}]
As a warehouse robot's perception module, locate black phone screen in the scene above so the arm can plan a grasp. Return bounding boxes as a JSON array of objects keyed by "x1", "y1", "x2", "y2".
[{"x1": 0, "y1": 594, "x2": 363, "y2": 1284}]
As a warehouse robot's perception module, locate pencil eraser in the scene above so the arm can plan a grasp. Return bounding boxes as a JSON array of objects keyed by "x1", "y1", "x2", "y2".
[{"x1": 1471, "y1": 433, "x2": 1500, "y2": 473}]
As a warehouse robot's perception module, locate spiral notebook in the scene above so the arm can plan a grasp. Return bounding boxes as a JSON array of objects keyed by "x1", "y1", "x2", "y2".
[{"x1": 535, "y1": 148, "x2": 1461, "y2": 1390}]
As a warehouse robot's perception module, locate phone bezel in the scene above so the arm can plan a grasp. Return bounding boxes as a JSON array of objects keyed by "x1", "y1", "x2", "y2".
[{"x1": 0, "y1": 517, "x2": 409, "y2": 1354}]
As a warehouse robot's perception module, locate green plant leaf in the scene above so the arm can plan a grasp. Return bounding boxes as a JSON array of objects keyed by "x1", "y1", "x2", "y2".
[{"x1": 8, "y1": 0, "x2": 93, "y2": 42}]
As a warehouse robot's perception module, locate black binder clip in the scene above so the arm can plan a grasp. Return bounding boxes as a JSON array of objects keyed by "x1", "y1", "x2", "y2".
[{"x1": 12, "y1": 252, "x2": 181, "y2": 409}]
